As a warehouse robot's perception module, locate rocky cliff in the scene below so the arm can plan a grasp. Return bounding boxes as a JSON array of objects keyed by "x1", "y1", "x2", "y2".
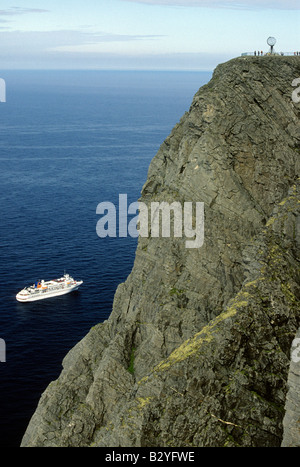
[{"x1": 21, "y1": 56, "x2": 300, "y2": 447}]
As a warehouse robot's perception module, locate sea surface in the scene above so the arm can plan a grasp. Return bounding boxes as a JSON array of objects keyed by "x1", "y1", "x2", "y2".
[{"x1": 0, "y1": 69, "x2": 211, "y2": 447}]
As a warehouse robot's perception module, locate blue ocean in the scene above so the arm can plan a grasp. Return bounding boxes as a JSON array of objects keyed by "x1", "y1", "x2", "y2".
[{"x1": 0, "y1": 69, "x2": 211, "y2": 447}]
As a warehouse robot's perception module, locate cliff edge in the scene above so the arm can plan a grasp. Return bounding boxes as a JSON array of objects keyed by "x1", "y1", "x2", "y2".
[{"x1": 21, "y1": 56, "x2": 300, "y2": 447}]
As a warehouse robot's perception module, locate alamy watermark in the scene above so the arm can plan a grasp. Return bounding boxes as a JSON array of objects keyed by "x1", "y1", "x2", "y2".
[
  {"x1": 291, "y1": 338, "x2": 300, "y2": 363},
  {"x1": 292, "y1": 77, "x2": 300, "y2": 103},
  {"x1": 0, "y1": 78, "x2": 6, "y2": 103},
  {"x1": 0, "y1": 339, "x2": 6, "y2": 363},
  {"x1": 96, "y1": 194, "x2": 204, "y2": 249}
]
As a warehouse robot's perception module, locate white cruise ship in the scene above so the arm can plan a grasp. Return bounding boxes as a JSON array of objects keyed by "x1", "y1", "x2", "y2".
[{"x1": 16, "y1": 273, "x2": 83, "y2": 302}]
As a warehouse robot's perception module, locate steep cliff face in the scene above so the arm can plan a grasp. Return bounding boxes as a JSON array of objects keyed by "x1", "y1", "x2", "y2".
[{"x1": 21, "y1": 56, "x2": 300, "y2": 447}]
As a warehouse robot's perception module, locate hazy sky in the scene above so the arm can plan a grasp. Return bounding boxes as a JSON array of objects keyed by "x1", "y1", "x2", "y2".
[{"x1": 0, "y1": 0, "x2": 299, "y2": 70}]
